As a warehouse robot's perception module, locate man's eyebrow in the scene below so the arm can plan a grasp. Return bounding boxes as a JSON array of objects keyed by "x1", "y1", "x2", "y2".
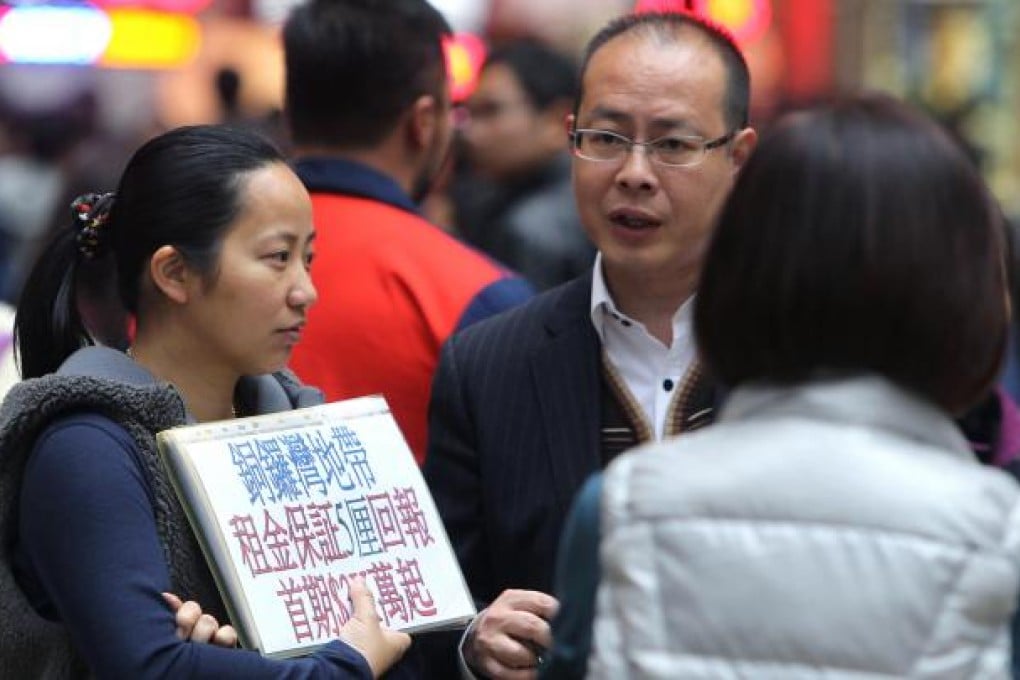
[
  {"x1": 582, "y1": 107, "x2": 702, "y2": 135},
  {"x1": 648, "y1": 117, "x2": 701, "y2": 135},
  {"x1": 582, "y1": 107, "x2": 631, "y2": 124}
]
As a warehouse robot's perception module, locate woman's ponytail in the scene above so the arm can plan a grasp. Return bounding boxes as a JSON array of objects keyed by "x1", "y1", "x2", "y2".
[{"x1": 14, "y1": 193, "x2": 116, "y2": 379}]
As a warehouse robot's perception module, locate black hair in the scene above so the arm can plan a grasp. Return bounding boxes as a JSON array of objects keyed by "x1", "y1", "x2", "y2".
[
  {"x1": 15, "y1": 125, "x2": 284, "y2": 379},
  {"x1": 695, "y1": 94, "x2": 1007, "y2": 415},
  {"x1": 283, "y1": 0, "x2": 451, "y2": 149},
  {"x1": 483, "y1": 40, "x2": 577, "y2": 112},
  {"x1": 575, "y1": 12, "x2": 750, "y2": 131}
]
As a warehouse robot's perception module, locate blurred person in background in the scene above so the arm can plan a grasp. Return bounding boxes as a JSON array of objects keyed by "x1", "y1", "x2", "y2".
[
  {"x1": 455, "y1": 40, "x2": 595, "y2": 290},
  {"x1": 214, "y1": 65, "x2": 290, "y2": 154},
  {"x1": 0, "y1": 100, "x2": 93, "y2": 302},
  {"x1": 0, "y1": 300, "x2": 15, "y2": 399},
  {"x1": 283, "y1": 0, "x2": 533, "y2": 466},
  {"x1": 546, "y1": 94, "x2": 1020, "y2": 679}
]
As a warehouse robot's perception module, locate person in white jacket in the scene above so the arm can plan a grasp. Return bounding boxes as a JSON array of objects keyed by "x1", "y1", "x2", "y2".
[
  {"x1": 0, "y1": 301, "x2": 16, "y2": 399},
  {"x1": 545, "y1": 94, "x2": 1020, "y2": 680}
]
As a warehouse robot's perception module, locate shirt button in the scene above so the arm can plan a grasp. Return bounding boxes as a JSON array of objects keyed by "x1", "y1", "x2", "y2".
[{"x1": 663, "y1": 379, "x2": 674, "y2": 392}]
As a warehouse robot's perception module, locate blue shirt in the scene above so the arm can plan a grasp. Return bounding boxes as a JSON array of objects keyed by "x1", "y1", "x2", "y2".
[{"x1": 13, "y1": 412, "x2": 413, "y2": 679}]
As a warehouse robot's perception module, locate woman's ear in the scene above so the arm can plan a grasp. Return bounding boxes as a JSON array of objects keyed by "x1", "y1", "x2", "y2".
[{"x1": 149, "y1": 245, "x2": 191, "y2": 305}]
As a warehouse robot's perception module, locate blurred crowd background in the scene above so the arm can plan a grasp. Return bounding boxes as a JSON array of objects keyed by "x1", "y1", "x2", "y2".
[{"x1": 0, "y1": 0, "x2": 1011, "y2": 304}]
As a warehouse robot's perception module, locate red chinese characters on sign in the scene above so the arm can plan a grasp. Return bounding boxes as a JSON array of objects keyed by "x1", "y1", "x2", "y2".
[
  {"x1": 228, "y1": 487, "x2": 432, "y2": 578},
  {"x1": 276, "y1": 558, "x2": 438, "y2": 642}
]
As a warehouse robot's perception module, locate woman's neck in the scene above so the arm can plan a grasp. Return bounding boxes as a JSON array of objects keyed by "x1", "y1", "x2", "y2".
[{"x1": 128, "y1": 335, "x2": 237, "y2": 422}]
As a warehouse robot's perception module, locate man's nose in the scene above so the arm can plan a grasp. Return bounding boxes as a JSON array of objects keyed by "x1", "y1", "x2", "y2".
[{"x1": 614, "y1": 144, "x2": 658, "y2": 192}]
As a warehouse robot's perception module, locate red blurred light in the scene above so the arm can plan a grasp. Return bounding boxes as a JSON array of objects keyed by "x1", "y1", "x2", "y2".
[
  {"x1": 443, "y1": 32, "x2": 487, "y2": 104},
  {"x1": 634, "y1": 0, "x2": 771, "y2": 44}
]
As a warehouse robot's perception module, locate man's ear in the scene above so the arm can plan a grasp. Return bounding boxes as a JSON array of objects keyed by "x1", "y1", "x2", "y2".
[
  {"x1": 539, "y1": 99, "x2": 573, "y2": 152},
  {"x1": 408, "y1": 94, "x2": 440, "y2": 151},
  {"x1": 565, "y1": 112, "x2": 576, "y2": 137},
  {"x1": 149, "y1": 245, "x2": 191, "y2": 305},
  {"x1": 729, "y1": 127, "x2": 758, "y2": 172}
]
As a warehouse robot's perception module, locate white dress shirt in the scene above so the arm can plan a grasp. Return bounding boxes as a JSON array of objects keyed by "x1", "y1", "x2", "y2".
[{"x1": 589, "y1": 254, "x2": 697, "y2": 441}]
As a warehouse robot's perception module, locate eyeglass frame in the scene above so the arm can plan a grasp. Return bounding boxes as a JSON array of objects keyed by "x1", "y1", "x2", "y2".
[{"x1": 569, "y1": 127, "x2": 737, "y2": 168}]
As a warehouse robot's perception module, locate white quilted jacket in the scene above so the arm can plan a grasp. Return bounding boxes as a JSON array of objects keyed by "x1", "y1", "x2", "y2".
[{"x1": 590, "y1": 376, "x2": 1020, "y2": 679}]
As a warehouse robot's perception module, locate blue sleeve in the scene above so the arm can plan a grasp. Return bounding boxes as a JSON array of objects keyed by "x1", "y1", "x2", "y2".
[
  {"x1": 456, "y1": 277, "x2": 534, "y2": 331},
  {"x1": 1012, "y1": 602, "x2": 1020, "y2": 679},
  {"x1": 540, "y1": 474, "x2": 603, "y2": 680},
  {"x1": 17, "y1": 414, "x2": 374, "y2": 680}
]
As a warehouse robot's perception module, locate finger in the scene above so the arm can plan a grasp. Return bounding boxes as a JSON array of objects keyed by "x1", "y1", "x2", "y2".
[
  {"x1": 175, "y1": 601, "x2": 203, "y2": 639},
  {"x1": 498, "y1": 590, "x2": 559, "y2": 619},
  {"x1": 478, "y1": 654, "x2": 540, "y2": 680},
  {"x1": 478, "y1": 609, "x2": 553, "y2": 650},
  {"x1": 212, "y1": 624, "x2": 239, "y2": 648},
  {"x1": 190, "y1": 614, "x2": 220, "y2": 644},
  {"x1": 349, "y1": 577, "x2": 381, "y2": 624},
  {"x1": 161, "y1": 592, "x2": 183, "y2": 612},
  {"x1": 482, "y1": 633, "x2": 542, "y2": 671},
  {"x1": 506, "y1": 612, "x2": 553, "y2": 650}
]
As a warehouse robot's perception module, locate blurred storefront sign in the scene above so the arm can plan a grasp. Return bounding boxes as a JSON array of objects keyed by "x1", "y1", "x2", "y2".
[
  {"x1": 0, "y1": 3, "x2": 200, "y2": 67},
  {"x1": 0, "y1": 5, "x2": 112, "y2": 64},
  {"x1": 840, "y1": 0, "x2": 1017, "y2": 215}
]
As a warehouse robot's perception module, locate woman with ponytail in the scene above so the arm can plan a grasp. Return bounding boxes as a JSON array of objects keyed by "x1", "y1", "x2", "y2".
[{"x1": 0, "y1": 125, "x2": 411, "y2": 679}]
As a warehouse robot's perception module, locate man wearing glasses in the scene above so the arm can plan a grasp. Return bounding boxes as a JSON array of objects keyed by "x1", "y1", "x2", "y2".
[{"x1": 424, "y1": 11, "x2": 757, "y2": 678}]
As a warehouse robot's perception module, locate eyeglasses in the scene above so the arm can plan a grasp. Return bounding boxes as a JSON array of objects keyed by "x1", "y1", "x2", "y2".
[{"x1": 570, "y1": 128, "x2": 736, "y2": 168}]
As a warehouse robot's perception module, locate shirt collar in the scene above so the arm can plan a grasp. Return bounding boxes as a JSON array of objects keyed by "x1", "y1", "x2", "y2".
[
  {"x1": 589, "y1": 253, "x2": 695, "y2": 345},
  {"x1": 589, "y1": 253, "x2": 614, "y2": 342},
  {"x1": 291, "y1": 157, "x2": 420, "y2": 216}
]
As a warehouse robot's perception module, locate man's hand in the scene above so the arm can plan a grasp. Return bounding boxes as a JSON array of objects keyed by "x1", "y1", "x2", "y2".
[
  {"x1": 162, "y1": 592, "x2": 238, "y2": 647},
  {"x1": 339, "y1": 576, "x2": 412, "y2": 678},
  {"x1": 465, "y1": 589, "x2": 560, "y2": 679}
]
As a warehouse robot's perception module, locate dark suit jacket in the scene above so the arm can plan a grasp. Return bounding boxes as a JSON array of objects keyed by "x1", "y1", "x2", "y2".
[
  {"x1": 425, "y1": 273, "x2": 602, "y2": 609},
  {"x1": 420, "y1": 273, "x2": 719, "y2": 677}
]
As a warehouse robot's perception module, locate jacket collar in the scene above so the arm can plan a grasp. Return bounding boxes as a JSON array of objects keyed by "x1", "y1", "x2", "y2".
[
  {"x1": 544, "y1": 270, "x2": 596, "y2": 337},
  {"x1": 56, "y1": 346, "x2": 319, "y2": 423},
  {"x1": 292, "y1": 157, "x2": 419, "y2": 216},
  {"x1": 722, "y1": 375, "x2": 972, "y2": 458}
]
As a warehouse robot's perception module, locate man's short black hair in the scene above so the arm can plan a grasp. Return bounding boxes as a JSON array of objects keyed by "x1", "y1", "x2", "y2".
[
  {"x1": 695, "y1": 94, "x2": 1007, "y2": 415},
  {"x1": 575, "y1": 12, "x2": 750, "y2": 131},
  {"x1": 483, "y1": 40, "x2": 577, "y2": 112},
  {"x1": 283, "y1": 0, "x2": 451, "y2": 149}
]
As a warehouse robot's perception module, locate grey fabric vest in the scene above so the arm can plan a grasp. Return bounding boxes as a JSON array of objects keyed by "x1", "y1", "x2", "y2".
[{"x1": 0, "y1": 347, "x2": 322, "y2": 679}]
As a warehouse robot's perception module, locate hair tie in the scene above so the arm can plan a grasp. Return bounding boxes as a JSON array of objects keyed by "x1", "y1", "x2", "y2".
[{"x1": 71, "y1": 192, "x2": 115, "y2": 260}]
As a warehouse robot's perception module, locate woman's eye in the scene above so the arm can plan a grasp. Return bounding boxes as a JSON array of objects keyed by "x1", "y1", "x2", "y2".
[
  {"x1": 304, "y1": 252, "x2": 315, "y2": 270},
  {"x1": 267, "y1": 251, "x2": 290, "y2": 264}
]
